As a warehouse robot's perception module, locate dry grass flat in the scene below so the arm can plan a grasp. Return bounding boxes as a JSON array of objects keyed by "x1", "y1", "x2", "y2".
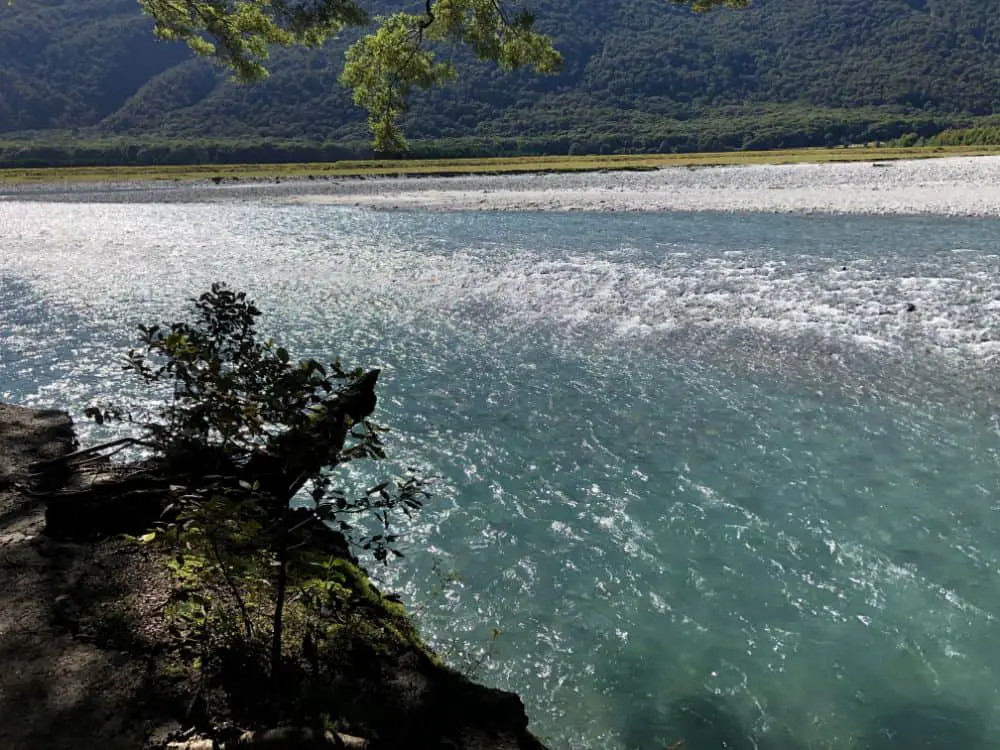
[{"x1": 2, "y1": 145, "x2": 1000, "y2": 185}]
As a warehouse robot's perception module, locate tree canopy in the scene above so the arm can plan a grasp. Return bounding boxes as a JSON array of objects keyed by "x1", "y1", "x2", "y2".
[{"x1": 136, "y1": 0, "x2": 748, "y2": 149}]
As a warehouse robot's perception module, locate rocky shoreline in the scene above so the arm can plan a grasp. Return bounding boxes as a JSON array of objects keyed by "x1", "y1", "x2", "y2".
[
  {"x1": 284, "y1": 155, "x2": 1000, "y2": 215},
  {"x1": 7, "y1": 155, "x2": 1000, "y2": 215},
  {"x1": 0, "y1": 403, "x2": 546, "y2": 750}
]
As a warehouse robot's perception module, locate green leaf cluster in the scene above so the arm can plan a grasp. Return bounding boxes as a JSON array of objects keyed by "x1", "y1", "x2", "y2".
[
  {"x1": 93, "y1": 283, "x2": 433, "y2": 712},
  {"x1": 141, "y1": 0, "x2": 369, "y2": 80},
  {"x1": 122, "y1": 283, "x2": 376, "y2": 473}
]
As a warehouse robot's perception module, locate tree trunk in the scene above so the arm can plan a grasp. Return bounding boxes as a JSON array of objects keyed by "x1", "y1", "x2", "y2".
[{"x1": 270, "y1": 530, "x2": 288, "y2": 691}]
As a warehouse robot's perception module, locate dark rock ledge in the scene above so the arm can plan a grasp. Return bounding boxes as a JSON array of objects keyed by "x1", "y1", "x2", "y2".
[{"x1": 0, "y1": 403, "x2": 547, "y2": 750}]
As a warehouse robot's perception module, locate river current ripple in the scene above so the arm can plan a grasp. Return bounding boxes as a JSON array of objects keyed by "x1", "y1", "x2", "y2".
[{"x1": 2, "y1": 192, "x2": 1000, "y2": 749}]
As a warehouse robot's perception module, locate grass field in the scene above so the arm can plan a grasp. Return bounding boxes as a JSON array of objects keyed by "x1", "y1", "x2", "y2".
[{"x1": 2, "y1": 145, "x2": 1000, "y2": 185}]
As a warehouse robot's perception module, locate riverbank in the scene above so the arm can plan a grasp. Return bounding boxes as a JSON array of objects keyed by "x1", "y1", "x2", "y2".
[
  {"x1": 7, "y1": 152, "x2": 1000, "y2": 217},
  {"x1": 2, "y1": 145, "x2": 1000, "y2": 187},
  {"x1": 0, "y1": 403, "x2": 545, "y2": 750},
  {"x1": 285, "y1": 154, "x2": 1000, "y2": 216}
]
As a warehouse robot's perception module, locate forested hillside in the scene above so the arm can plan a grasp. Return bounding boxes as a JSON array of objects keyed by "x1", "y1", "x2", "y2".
[{"x1": 2, "y1": 0, "x2": 1000, "y2": 155}]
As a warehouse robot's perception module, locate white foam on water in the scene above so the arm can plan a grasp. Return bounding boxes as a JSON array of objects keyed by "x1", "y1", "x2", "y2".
[{"x1": 3, "y1": 196, "x2": 1000, "y2": 380}]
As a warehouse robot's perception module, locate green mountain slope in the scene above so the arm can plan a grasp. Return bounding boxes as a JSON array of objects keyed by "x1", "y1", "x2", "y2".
[{"x1": 2, "y1": 0, "x2": 1000, "y2": 151}]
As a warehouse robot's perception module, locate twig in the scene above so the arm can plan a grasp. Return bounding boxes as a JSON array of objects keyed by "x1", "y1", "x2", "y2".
[
  {"x1": 29, "y1": 437, "x2": 155, "y2": 470},
  {"x1": 208, "y1": 531, "x2": 254, "y2": 640}
]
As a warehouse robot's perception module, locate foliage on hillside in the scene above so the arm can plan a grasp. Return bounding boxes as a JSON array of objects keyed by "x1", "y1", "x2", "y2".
[
  {"x1": 924, "y1": 125, "x2": 1000, "y2": 146},
  {"x1": 2, "y1": 0, "x2": 1000, "y2": 151},
  {"x1": 0, "y1": 108, "x2": 971, "y2": 168}
]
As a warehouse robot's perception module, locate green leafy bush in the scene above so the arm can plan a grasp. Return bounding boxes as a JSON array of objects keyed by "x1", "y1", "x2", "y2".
[{"x1": 91, "y1": 283, "x2": 430, "y2": 705}]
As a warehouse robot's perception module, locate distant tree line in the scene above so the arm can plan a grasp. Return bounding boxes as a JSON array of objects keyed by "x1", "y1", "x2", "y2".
[{"x1": 0, "y1": 112, "x2": 976, "y2": 168}]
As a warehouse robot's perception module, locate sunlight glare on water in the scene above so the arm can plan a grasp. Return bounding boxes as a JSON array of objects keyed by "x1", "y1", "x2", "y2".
[{"x1": 2, "y1": 197, "x2": 1000, "y2": 749}]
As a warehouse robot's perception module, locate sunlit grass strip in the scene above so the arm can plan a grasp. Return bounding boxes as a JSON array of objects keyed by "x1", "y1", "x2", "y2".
[{"x1": 2, "y1": 145, "x2": 1000, "y2": 184}]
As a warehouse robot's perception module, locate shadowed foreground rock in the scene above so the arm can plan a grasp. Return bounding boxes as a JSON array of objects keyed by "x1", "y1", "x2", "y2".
[
  {"x1": 0, "y1": 403, "x2": 548, "y2": 750},
  {"x1": 0, "y1": 404, "x2": 172, "y2": 749}
]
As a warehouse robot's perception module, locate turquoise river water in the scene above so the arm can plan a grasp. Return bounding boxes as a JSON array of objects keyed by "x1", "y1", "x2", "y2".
[{"x1": 2, "y1": 196, "x2": 1000, "y2": 749}]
